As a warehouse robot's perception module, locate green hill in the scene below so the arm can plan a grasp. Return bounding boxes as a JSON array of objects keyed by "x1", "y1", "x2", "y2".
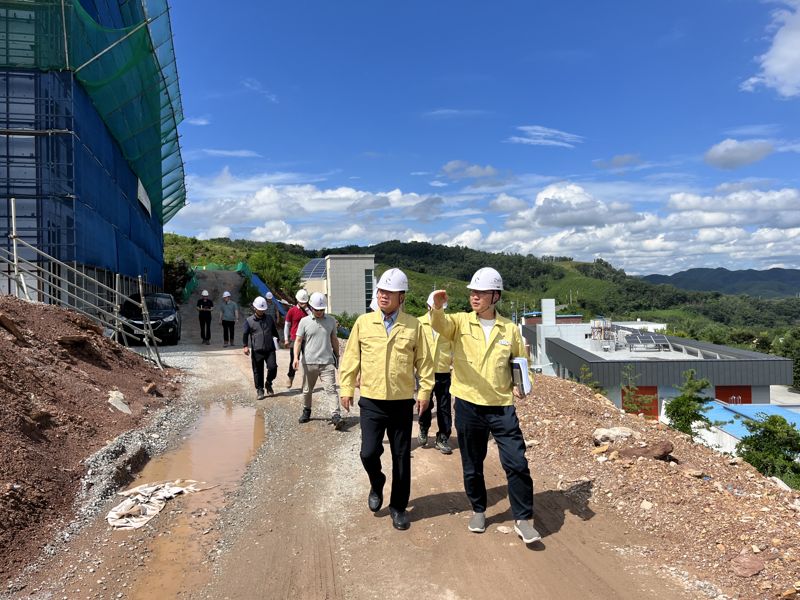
[{"x1": 643, "y1": 267, "x2": 800, "y2": 298}]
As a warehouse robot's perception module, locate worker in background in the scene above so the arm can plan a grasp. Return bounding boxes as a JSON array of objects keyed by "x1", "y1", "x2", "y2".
[
  {"x1": 284, "y1": 289, "x2": 311, "y2": 389},
  {"x1": 219, "y1": 291, "x2": 239, "y2": 347},
  {"x1": 293, "y1": 292, "x2": 342, "y2": 428},
  {"x1": 417, "y1": 291, "x2": 454, "y2": 454},
  {"x1": 265, "y1": 291, "x2": 279, "y2": 324},
  {"x1": 196, "y1": 289, "x2": 213, "y2": 345},
  {"x1": 243, "y1": 296, "x2": 279, "y2": 399},
  {"x1": 340, "y1": 268, "x2": 434, "y2": 531},
  {"x1": 429, "y1": 267, "x2": 540, "y2": 545}
]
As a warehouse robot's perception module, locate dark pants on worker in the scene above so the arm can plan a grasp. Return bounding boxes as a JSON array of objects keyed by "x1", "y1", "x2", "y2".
[
  {"x1": 251, "y1": 349, "x2": 277, "y2": 390},
  {"x1": 455, "y1": 397, "x2": 533, "y2": 520},
  {"x1": 359, "y1": 397, "x2": 414, "y2": 511},
  {"x1": 199, "y1": 313, "x2": 211, "y2": 342},
  {"x1": 288, "y1": 343, "x2": 297, "y2": 380},
  {"x1": 418, "y1": 372, "x2": 452, "y2": 439},
  {"x1": 222, "y1": 320, "x2": 235, "y2": 344}
]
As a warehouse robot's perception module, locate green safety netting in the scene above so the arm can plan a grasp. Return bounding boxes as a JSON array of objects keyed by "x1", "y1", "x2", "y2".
[{"x1": 0, "y1": 0, "x2": 186, "y2": 224}]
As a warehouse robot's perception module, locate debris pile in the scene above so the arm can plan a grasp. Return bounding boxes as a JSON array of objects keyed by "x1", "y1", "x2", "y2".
[
  {"x1": 0, "y1": 295, "x2": 178, "y2": 579},
  {"x1": 517, "y1": 375, "x2": 800, "y2": 599}
]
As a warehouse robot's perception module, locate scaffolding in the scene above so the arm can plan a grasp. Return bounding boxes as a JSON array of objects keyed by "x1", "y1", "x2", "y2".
[{"x1": 0, "y1": 0, "x2": 186, "y2": 223}]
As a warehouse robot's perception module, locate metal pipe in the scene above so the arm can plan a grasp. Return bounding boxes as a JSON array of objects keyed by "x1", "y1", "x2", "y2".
[
  {"x1": 9, "y1": 197, "x2": 30, "y2": 300},
  {"x1": 74, "y1": 16, "x2": 156, "y2": 74},
  {"x1": 60, "y1": 0, "x2": 70, "y2": 70}
]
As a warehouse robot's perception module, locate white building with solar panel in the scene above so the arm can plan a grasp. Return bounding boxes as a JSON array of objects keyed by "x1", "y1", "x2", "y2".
[
  {"x1": 300, "y1": 255, "x2": 375, "y2": 316},
  {"x1": 522, "y1": 300, "x2": 793, "y2": 418}
]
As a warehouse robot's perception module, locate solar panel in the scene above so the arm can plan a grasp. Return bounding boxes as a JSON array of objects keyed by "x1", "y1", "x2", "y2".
[
  {"x1": 301, "y1": 258, "x2": 327, "y2": 279},
  {"x1": 626, "y1": 333, "x2": 669, "y2": 346}
]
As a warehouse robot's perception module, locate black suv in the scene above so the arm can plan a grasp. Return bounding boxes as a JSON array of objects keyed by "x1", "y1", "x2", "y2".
[{"x1": 120, "y1": 293, "x2": 182, "y2": 345}]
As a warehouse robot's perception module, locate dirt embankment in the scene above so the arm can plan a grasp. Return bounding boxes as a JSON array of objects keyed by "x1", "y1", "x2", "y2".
[{"x1": 0, "y1": 296, "x2": 180, "y2": 578}]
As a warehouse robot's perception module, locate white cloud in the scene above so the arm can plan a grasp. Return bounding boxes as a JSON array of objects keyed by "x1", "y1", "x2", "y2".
[
  {"x1": 741, "y1": 1, "x2": 800, "y2": 97},
  {"x1": 422, "y1": 108, "x2": 487, "y2": 118},
  {"x1": 724, "y1": 124, "x2": 780, "y2": 137},
  {"x1": 241, "y1": 78, "x2": 279, "y2": 103},
  {"x1": 489, "y1": 193, "x2": 527, "y2": 212},
  {"x1": 200, "y1": 148, "x2": 263, "y2": 158},
  {"x1": 441, "y1": 160, "x2": 499, "y2": 179},
  {"x1": 429, "y1": 181, "x2": 448, "y2": 188},
  {"x1": 410, "y1": 171, "x2": 431, "y2": 176},
  {"x1": 197, "y1": 225, "x2": 232, "y2": 240},
  {"x1": 592, "y1": 154, "x2": 642, "y2": 170},
  {"x1": 186, "y1": 116, "x2": 211, "y2": 126},
  {"x1": 519, "y1": 183, "x2": 639, "y2": 228},
  {"x1": 506, "y1": 125, "x2": 584, "y2": 148},
  {"x1": 703, "y1": 138, "x2": 774, "y2": 169}
]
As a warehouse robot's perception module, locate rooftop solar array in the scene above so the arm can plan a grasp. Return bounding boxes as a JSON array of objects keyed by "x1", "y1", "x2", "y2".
[
  {"x1": 625, "y1": 334, "x2": 670, "y2": 346},
  {"x1": 301, "y1": 258, "x2": 327, "y2": 279}
]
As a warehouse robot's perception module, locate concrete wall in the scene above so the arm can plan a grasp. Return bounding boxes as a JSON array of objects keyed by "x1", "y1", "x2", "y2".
[{"x1": 326, "y1": 255, "x2": 374, "y2": 316}]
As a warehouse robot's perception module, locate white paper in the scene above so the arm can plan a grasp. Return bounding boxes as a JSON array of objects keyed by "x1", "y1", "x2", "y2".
[
  {"x1": 511, "y1": 357, "x2": 532, "y2": 395},
  {"x1": 273, "y1": 336, "x2": 280, "y2": 351}
]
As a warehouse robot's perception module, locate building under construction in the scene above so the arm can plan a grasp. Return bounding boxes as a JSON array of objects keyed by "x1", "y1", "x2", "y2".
[{"x1": 0, "y1": 0, "x2": 185, "y2": 303}]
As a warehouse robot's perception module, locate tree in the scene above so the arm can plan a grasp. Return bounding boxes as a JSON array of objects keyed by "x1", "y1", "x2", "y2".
[
  {"x1": 772, "y1": 328, "x2": 800, "y2": 390},
  {"x1": 736, "y1": 414, "x2": 800, "y2": 489},
  {"x1": 619, "y1": 364, "x2": 656, "y2": 415},
  {"x1": 664, "y1": 369, "x2": 712, "y2": 438},
  {"x1": 578, "y1": 363, "x2": 603, "y2": 394}
]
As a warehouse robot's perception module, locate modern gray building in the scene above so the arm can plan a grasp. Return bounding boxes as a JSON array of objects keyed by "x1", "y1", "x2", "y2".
[
  {"x1": 300, "y1": 255, "x2": 375, "y2": 316},
  {"x1": 522, "y1": 301, "x2": 792, "y2": 417}
]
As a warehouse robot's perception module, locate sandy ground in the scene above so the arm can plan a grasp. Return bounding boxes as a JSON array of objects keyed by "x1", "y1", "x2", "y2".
[{"x1": 8, "y1": 272, "x2": 697, "y2": 599}]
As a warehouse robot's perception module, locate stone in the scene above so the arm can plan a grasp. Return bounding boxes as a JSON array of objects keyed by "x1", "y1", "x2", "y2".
[
  {"x1": 730, "y1": 553, "x2": 765, "y2": 577},
  {"x1": 591, "y1": 444, "x2": 610, "y2": 455},
  {"x1": 496, "y1": 525, "x2": 513, "y2": 534},
  {"x1": 769, "y1": 476, "x2": 792, "y2": 491},
  {"x1": 107, "y1": 391, "x2": 131, "y2": 415},
  {"x1": 142, "y1": 382, "x2": 163, "y2": 397},
  {"x1": 640, "y1": 500, "x2": 653, "y2": 511},
  {"x1": 592, "y1": 427, "x2": 638, "y2": 445},
  {"x1": 618, "y1": 440, "x2": 674, "y2": 461}
]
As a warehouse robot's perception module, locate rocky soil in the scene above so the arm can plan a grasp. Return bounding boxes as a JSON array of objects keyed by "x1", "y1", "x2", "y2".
[{"x1": 517, "y1": 376, "x2": 800, "y2": 599}]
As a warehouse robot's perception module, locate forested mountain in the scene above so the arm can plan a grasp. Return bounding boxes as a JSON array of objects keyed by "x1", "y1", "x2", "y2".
[{"x1": 643, "y1": 268, "x2": 800, "y2": 298}]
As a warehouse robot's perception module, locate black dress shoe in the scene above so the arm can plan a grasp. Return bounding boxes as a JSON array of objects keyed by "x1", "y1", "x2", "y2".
[
  {"x1": 390, "y1": 507, "x2": 409, "y2": 530},
  {"x1": 368, "y1": 489, "x2": 383, "y2": 512}
]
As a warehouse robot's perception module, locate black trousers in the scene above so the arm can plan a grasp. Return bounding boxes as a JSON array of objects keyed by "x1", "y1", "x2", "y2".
[
  {"x1": 418, "y1": 372, "x2": 452, "y2": 439},
  {"x1": 199, "y1": 314, "x2": 211, "y2": 341},
  {"x1": 358, "y1": 397, "x2": 414, "y2": 511},
  {"x1": 288, "y1": 343, "x2": 297, "y2": 379},
  {"x1": 251, "y1": 349, "x2": 277, "y2": 390},
  {"x1": 455, "y1": 397, "x2": 533, "y2": 520},
  {"x1": 222, "y1": 320, "x2": 235, "y2": 343}
]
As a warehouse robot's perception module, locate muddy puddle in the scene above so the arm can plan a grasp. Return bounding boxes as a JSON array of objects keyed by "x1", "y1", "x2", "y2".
[{"x1": 122, "y1": 399, "x2": 265, "y2": 599}]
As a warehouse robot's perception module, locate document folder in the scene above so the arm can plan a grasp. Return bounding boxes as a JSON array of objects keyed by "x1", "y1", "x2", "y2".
[{"x1": 511, "y1": 357, "x2": 532, "y2": 396}]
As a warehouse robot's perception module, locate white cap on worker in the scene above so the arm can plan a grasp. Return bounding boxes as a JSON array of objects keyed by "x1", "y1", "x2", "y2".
[
  {"x1": 467, "y1": 267, "x2": 503, "y2": 291},
  {"x1": 427, "y1": 291, "x2": 447, "y2": 310},
  {"x1": 309, "y1": 292, "x2": 327, "y2": 311},
  {"x1": 252, "y1": 296, "x2": 268, "y2": 311},
  {"x1": 201, "y1": 290, "x2": 209, "y2": 297},
  {"x1": 266, "y1": 292, "x2": 273, "y2": 300},
  {"x1": 296, "y1": 289, "x2": 309, "y2": 303},
  {"x1": 376, "y1": 268, "x2": 408, "y2": 292},
  {"x1": 223, "y1": 291, "x2": 231, "y2": 298}
]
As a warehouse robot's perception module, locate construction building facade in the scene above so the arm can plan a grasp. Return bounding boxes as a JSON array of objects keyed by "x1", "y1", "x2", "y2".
[
  {"x1": 0, "y1": 0, "x2": 185, "y2": 301},
  {"x1": 301, "y1": 255, "x2": 375, "y2": 316}
]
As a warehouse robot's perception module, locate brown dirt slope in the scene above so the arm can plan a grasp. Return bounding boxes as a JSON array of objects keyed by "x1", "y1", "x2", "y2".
[
  {"x1": 519, "y1": 375, "x2": 800, "y2": 598},
  {"x1": 0, "y1": 296, "x2": 178, "y2": 578}
]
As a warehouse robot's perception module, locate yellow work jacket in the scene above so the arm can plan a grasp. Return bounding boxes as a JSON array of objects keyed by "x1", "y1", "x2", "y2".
[
  {"x1": 430, "y1": 308, "x2": 525, "y2": 406},
  {"x1": 418, "y1": 313, "x2": 452, "y2": 374},
  {"x1": 340, "y1": 310, "x2": 434, "y2": 401}
]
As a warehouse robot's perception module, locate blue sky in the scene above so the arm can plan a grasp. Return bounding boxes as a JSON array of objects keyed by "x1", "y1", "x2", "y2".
[{"x1": 166, "y1": 1, "x2": 800, "y2": 275}]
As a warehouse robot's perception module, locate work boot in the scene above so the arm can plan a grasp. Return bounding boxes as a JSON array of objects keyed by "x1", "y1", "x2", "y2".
[
  {"x1": 468, "y1": 512, "x2": 486, "y2": 533},
  {"x1": 368, "y1": 488, "x2": 383, "y2": 512},
  {"x1": 331, "y1": 413, "x2": 343, "y2": 430},
  {"x1": 418, "y1": 427, "x2": 429, "y2": 446},
  {"x1": 266, "y1": 383, "x2": 274, "y2": 396},
  {"x1": 389, "y1": 507, "x2": 409, "y2": 531},
  {"x1": 434, "y1": 434, "x2": 453, "y2": 455},
  {"x1": 256, "y1": 388, "x2": 265, "y2": 400},
  {"x1": 514, "y1": 519, "x2": 541, "y2": 544},
  {"x1": 298, "y1": 407, "x2": 311, "y2": 424}
]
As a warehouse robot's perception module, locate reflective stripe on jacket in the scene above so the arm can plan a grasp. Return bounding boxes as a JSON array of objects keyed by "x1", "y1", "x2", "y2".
[
  {"x1": 418, "y1": 312, "x2": 452, "y2": 374},
  {"x1": 339, "y1": 311, "x2": 434, "y2": 401},
  {"x1": 429, "y1": 308, "x2": 524, "y2": 406}
]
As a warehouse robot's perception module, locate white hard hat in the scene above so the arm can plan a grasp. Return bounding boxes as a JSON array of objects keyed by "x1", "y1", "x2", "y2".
[
  {"x1": 266, "y1": 292, "x2": 273, "y2": 300},
  {"x1": 468, "y1": 267, "x2": 503, "y2": 291},
  {"x1": 296, "y1": 289, "x2": 309, "y2": 303},
  {"x1": 201, "y1": 290, "x2": 209, "y2": 297},
  {"x1": 377, "y1": 268, "x2": 408, "y2": 292},
  {"x1": 253, "y1": 296, "x2": 268, "y2": 311},
  {"x1": 223, "y1": 291, "x2": 231, "y2": 298},
  {"x1": 309, "y1": 292, "x2": 327, "y2": 311},
  {"x1": 427, "y1": 291, "x2": 447, "y2": 309}
]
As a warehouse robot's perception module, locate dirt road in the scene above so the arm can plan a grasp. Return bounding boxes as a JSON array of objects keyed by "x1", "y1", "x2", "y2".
[{"x1": 10, "y1": 272, "x2": 696, "y2": 599}]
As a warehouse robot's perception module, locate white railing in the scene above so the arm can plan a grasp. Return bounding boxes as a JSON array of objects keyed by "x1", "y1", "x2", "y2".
[{"x1": 1, "y1": 197, "x2": 162, "y2": 368}]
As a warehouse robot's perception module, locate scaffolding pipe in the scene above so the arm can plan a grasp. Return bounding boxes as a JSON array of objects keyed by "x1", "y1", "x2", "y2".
[
  {"x1": 74, "y1": 16, "x2": 156, "y2": 74},
  {"x1": 9, "y1": 197, "x2": 31, "y2": 300}
]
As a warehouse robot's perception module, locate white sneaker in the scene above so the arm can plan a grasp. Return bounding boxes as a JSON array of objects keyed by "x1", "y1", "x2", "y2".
[
  {"x1": 514, "y1": 519, "x2": 541, "y2": 543},
  {"x1": 468, "y1": 512, "x2": 485, "y2": 533}
]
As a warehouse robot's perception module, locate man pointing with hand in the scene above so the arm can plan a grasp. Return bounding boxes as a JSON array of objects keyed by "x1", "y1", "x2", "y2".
[
  {"x1": 429, "y1": 267, "x2": 540, "y2": 545},
  {"x1": 339, "y1": 268, "x2": 433, "y2": 531}
]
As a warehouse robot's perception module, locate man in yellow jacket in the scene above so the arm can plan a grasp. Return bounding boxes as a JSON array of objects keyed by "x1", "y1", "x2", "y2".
[
  {"x1": 340, "y1": 268, "x2": 433, "y2": 531},
  {"x1": 417, "y1": 291, "x2": 454, "y2": 454},
  {"x1": 430, "y1": 267, "x2": 540, "y2": 544}
]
